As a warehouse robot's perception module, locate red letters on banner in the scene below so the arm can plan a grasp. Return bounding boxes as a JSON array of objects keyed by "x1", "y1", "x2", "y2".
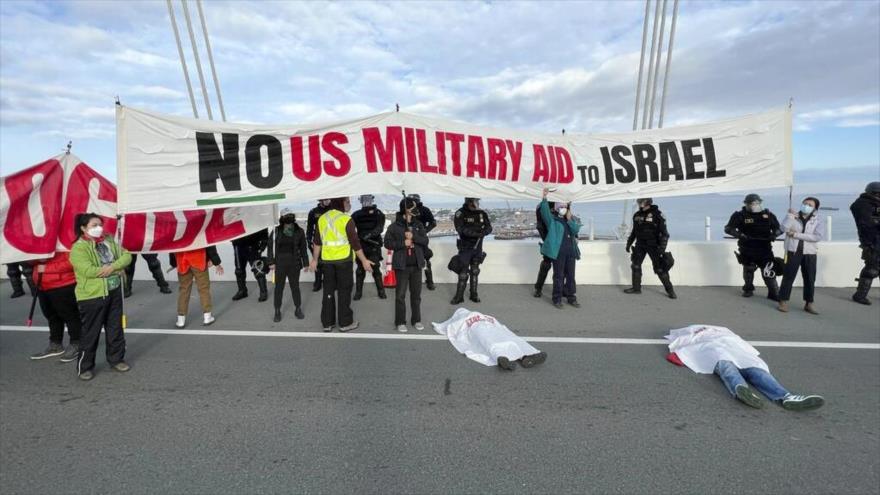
[{"x1": 3, "y1": 159, "x2": 63, "y2": 254}]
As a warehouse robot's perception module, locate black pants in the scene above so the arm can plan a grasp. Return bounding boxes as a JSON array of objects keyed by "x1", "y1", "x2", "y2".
[
  {"x1": 394, "y1": 265, "x2": 422, "y2": 325},
  {"x1": 779, "y1": 251, "x2": 817, "y2": 303},
  {"x1": 38, "y1": 284, "x2": 82, "y2": 344},
  {"x1": 7, "y1": 263, "x2": 35, "y2": 294},
  {"x1": 124, "y1": 253, "x2": 168, "y2": 290},
  {"x1": 552, "y1": 251, "x2": 577, "y2": 304},
  {"x1": 234, "y1": 243, "x2": 263, "y2": 280},
  {"x1": 274, "y1": 259, "x2": 302, "y2": 309},
  {"x1": 321, "y1": 261, "x2": 354, "y2": 328},
  {"x1": 77, "y1": 288, "x2": 125, "y2": 373},
  {"x1": 356, "y1": 247, "x2": 384, "y2": 293},
  {"x1": 631, "y1": 244, "x2": 664, "y2": 274}
]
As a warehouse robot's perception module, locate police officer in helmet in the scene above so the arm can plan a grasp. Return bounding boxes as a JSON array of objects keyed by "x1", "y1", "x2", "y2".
[
  {"x1": 724, "y1": 193, "x2": 782, "y2": 300},
  {"x1": 533, "y1": 199, "x2": 555, "y2": 297},
  {"x1": 851, "y1": 181, "x2": 880, "y2": 305},
  {"x1": 351, "y1": 194, "x2": 387, "y2": 300},
  {"x1": 231, "y1": 228, "x2": 269, "y2": 302},
  {"x1": 451, "y1": 197, "x2": 492, "y2": 304},
  {"x1": 406, "y1": 194, "x2": 438, "y2": 290},
  {"x1": 306, "y1": 199, "x2": 332, "y2": 292},
  {"x1": 624, "y1": 198, "x2": 676, "y2": 299}
]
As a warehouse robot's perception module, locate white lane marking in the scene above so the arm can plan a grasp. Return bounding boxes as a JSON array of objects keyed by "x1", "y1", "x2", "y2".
[{"x1": 2, "y1": 325, "x2": 879, "y2": 350}]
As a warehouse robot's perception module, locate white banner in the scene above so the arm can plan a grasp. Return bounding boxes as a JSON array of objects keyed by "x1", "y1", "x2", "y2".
[
  {"x1": 116, "y1": 106, "x2": 792, "y2": 213},
  {"x1": 0, "y1": 153, "x2": 275, "y2": 264}
]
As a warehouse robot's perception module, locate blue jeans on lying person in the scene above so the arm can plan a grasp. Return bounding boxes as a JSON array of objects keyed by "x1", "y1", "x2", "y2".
[{"x1": 714, "y1": 360, "x2": 789, "y2": 401}]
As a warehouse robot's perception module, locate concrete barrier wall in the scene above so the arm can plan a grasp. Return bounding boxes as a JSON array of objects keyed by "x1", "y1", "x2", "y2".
[{"x1": 113, "y1": 239, "x2": 861, "y2": 287}]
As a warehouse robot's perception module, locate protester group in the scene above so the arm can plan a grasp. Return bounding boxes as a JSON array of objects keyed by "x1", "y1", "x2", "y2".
[{"x1": 6, "y1": 181, "x2": 879, "y2": 394}]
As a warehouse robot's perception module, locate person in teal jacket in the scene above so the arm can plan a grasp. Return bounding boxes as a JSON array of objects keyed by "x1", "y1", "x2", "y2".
[
  {"x1": 69, "y1": 213, "x2": 132, "y2": 381},
  {"x1": 539, "y1": 187, "x2": 582, "y2": 308}
]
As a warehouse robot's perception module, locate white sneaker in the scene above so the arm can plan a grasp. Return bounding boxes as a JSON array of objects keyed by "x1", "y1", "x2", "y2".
[
  {"x1": 413, "y1": 322, "x2": 425, "y2": 331},
  {"x1": 175, "y1": 315, "x2": 186, "y2": 328},
  {"x1": 203, "y1": 312, "x2": 215, "y2": 326},
  {"x1": 396, "y1": 324, "x2": 408, "y2": 333}
]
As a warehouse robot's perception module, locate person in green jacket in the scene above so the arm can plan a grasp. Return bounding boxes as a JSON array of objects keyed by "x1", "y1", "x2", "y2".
[
  {"x1": 69, "y1": 213, "x2": 132, "y2": 381},
  {"x1": 539, "y1": 187, "x2": 582, "y2": 309}
]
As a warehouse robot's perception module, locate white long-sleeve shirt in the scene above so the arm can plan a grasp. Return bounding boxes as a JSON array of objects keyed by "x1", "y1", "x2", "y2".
[{"x1": 665, "y1": 324, "x2": 769, "y2": 374}]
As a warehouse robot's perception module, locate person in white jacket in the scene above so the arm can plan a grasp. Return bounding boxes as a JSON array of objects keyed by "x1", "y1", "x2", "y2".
[
  {"x1": 778, "y1": 197, "x2": 825, "y2": 314},
  {"x1": 666, "y1": 325, "x2": 825, "y2": 411}
]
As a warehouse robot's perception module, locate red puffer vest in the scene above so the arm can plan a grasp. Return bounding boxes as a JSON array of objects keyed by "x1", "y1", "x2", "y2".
[{"x1": 31, "y1": 252, "x2": 77, "y2": 291}]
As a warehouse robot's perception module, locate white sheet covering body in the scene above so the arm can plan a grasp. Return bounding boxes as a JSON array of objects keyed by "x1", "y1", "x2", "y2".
[
  {"x1": 665, "y1": 324, "x2": 769, "y2": 374},
  {"x1": 433, "y1": 308, "x2": 541, "y2": 366}
]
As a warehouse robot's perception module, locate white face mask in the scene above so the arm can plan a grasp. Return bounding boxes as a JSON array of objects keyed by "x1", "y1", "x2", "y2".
[
  {"x1": 801, "y1": 204, "x2": 814, "y2": 215},
  {"x1": 87, "y1": 226, "x2": 103, "y2": 238},
  {"x1": 749, "y1": 203, "x2": 762, "y2": 213},
  {"x1": 557, "y1": 207, "x2": 568, "y2": 216}
]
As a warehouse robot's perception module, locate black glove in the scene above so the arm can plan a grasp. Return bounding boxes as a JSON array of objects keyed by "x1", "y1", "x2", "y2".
[{"x1": 625, "y1": 240, "x2": 633, "y2": 253}]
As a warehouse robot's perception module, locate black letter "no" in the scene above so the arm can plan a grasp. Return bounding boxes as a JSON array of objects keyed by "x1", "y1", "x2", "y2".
[{"x1": 197, "y1": 132, "x2": 242, "y2": 192}]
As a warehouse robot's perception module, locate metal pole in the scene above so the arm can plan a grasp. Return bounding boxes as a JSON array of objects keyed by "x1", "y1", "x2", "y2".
[
  {"x1": 826, "y1": 216, "x2": 832, "y2": 241},
  {"x1": 641, "y1": 0, "x2": 662, "y2": 129},
  {"x1": 196, "y1": 0, "x2": 226, "y2": 121},
  {"x1": 705, "y1": 216, "x2": 711, "y2": 241},
  {"x1": 589, "y1": 217, "x2": 595, "y2": 241},
  {"x1": 647, "y1": 0, "x2": 668, "y2": 129},
  {"x1": 632, "y1": 0, "x2": 651, "y2": 131},
  {"x1": 181, "y1": 0, "x2": 213, "y2": 120},
  {"x1": 657, "y1": 0, "x2": 679, "y2": 128},
  {"x1": 166, "y1": 0, "x2": 198, "y2": 118}
]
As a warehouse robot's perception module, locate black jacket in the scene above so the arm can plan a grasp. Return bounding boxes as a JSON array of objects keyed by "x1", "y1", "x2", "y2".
[
  {"x1": 851, "y1": 193, "x2": 880, "y2": 248},
  {"x1": 627, "y1": 205, "x2": 669, "y2": 248},
  {"x1": 306, "y1": 204, "x2": 329, "y2": 247},
  {"x1": 267, "y1": 223, "x2": 309, "y2": 268},
  {"x1": 231, "y1": 229, "x2": 268, "y2": 251},
  {"x1": 454, "y1": 204, "x2": 492, "y2": 250},
  {"x1": 168, "y1": 245, "x2": 222, "y2": 269},
  {"x1": 414, "y1": 202, "x2": 437, "y2": 233},
  {"x1": 351, "y1": 206, "x2": 385, "y2": 250},
  {"x1": 384, "y1": 213, "x2": 429, "y2": 270}
]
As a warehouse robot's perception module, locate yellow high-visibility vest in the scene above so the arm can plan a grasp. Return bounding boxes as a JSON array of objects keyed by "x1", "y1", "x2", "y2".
[{"x1": 318, "y1": 210, "x2": 353, "y2": 261}]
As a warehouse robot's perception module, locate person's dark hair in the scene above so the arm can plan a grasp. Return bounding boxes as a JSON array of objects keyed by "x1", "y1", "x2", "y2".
[
  {"x1": 803, "y1": 196, "x2": 821, "y2": 210},
  {"x1": 399, "y1": 197, "x2": 417, "y2": 214},
  {"x1": 74, "y1": 212, "x2": 102, "y2": 239},
  {"x1": 328, "y1": 197, "x2": 347, "y2": 211}
]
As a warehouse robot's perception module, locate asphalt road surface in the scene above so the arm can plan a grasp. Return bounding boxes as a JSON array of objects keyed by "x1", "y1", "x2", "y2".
[{"x1": 1, "y1": 281, "x2": 878, "y2": 494}]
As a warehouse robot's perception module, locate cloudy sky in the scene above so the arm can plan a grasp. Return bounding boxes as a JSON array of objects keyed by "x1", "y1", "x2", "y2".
[{"x1": 1, "y1": 0, "x2": 878, "y2": 191}]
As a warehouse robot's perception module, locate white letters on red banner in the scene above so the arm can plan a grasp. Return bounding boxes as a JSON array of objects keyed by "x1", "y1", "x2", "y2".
[
  {"x1": 116, "y1": 106, "x2": 792, "y2": 213},
  {"x1": 0, "y1": 154, "x2": 275, "y2": 264}
]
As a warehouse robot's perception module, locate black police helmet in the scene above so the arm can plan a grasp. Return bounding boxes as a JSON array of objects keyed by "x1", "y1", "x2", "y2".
[
  {"x1": 866, "y1": 182, "x2": 880, "y2": 194},
  {"x1": 744, "y1": 193, "x2": 762, "y2": 204},
  {"x1": 636, "y1": 197, "x2": 653, "y2": 206}
]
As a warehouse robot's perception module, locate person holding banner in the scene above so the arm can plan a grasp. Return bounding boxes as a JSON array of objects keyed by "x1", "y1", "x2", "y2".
[
  {"x1": 532, "y1": 200, "x2": 554, "y2": 298},
  {"x1": 170, "y1": 245, "x2": 224, "y2": 328},
  {"x1": 28, "y1": 253, "x2": 82, "y2": 362},
  {"x1": 407, "y1": 194, "x2": 438, "y2": 291},
  {"x1": 539, "y1": 188, "x2": 582, "y2": 309},
  {"x1": 230, "y1": 229, "x2": 269, "y2": 302},
  {"x1": 450, "y1": 197, "x2": 493, "y2": 305},
  {"x1": 267, "y1": 208, "x2": 308, "y2": 322},
  {"x1": 384, "y1": 197, "x2": 429, "y2": 333},
  {"x1": 123, "y1": 253, "x2": 172, "y2": 298},
  {"x1": 308, "y1": 197, "x2": 375, "y2": 332},
  {"x1": 724, "y1": 194, "x2": 782, "y2": 300},
  {"x1": 623, "y1": 198, "x2": 677, "y2": 299},
  {"x1": 69, "y1": 213, "x2": 132, "y2": 381},
  {"x1": 307, "y1": 199, "x2": 332, "y2": 292},
  {"x1": 352, "y1": 195, "x2": 387, "y2": 301},
  {"x1": 778, "y1": 197, "x2": 825, "y2": 314}
]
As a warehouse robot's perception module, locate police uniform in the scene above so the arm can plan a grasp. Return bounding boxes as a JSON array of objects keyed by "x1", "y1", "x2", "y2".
[
  {"x1": 306, "y1": 201, "x2": 330, "y2": 292},
  {"x1": 451, "y1": 198, "x2": 492, "y2": 304},
  {"x1": 408, "y1": 195, "x2": 438, "y2": 290},
  {"x1": 724, "y1": 207, "x2": 782, "y2": 299},
  {"x1": 533, "y1": 201, "x2": 555, "y2": 297},
  {"x1": 851, "y1": 182, "x2": 880, "y2": 304},
  {"x1": 231, "y1": 229, "x2": 269, "y2": 302},
  {"x1": 123, "y1": 253, "x2": 172, "y2": 298},
  {"x1": 624, "y1": 201, "x2": 676, "y2": 298},
  {"x1": 6, "y1": 262, "x2": 35, "y2": 299},
  {"x1": 351, "y1": 203, "x2": 387, "y2": 300}
]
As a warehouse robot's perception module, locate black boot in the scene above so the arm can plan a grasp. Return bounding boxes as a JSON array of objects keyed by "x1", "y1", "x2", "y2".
[
  {"x1": 256, "y1": 275, "x2": 268, "y2": 302},
  {"x1": 232, "y1": 272, "x2": 248, "y2": 300},
  {"x1": 373, "y1": 269, "x2": 387, "y2": 299},
  {"x1": 659, "y1": 273, "x2": 677, "y2": 299},
  {"x1": 123, "y1": 276, "x2": 133, "y2": 299},
  {"x1": 294, "y1": 306, "x2": 305, "y2": 319},
  {"x1": 765, "y1": 277, "x2": 780, "y2": 302},
  {"x1": 273, "y1": 307, "x2": 282, "y2": 322},
  {"x1": 150, "y1": 266, "x2": 173, "y2": 294},
  {"x1": 623, "y1": 269, "x2": 642, "y2": 294},
  {"x1": 534, "y1": 259, "x2": 551, "y2": 297},
  {"x1": 425, "y1": 265, "x2": 436, "y2": 291},
  {"x1": 853, "y1": 277, "x2": 874, "y2": 305},
  {"x1": 742, "y1": 267, "x2": 755, "y2": 297},
  {"x1": 469, "y1": 273, "x2": 481, "y2": 303},
  {"x1": 354, "y1": 270, "x2": 365, "y2": 301},
  {"x1": 450, "y1": 277, "x2": 467, "y2": 305},
  {"x1": 8, "y1": 268, "x2": 26, "y2": 298}
]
